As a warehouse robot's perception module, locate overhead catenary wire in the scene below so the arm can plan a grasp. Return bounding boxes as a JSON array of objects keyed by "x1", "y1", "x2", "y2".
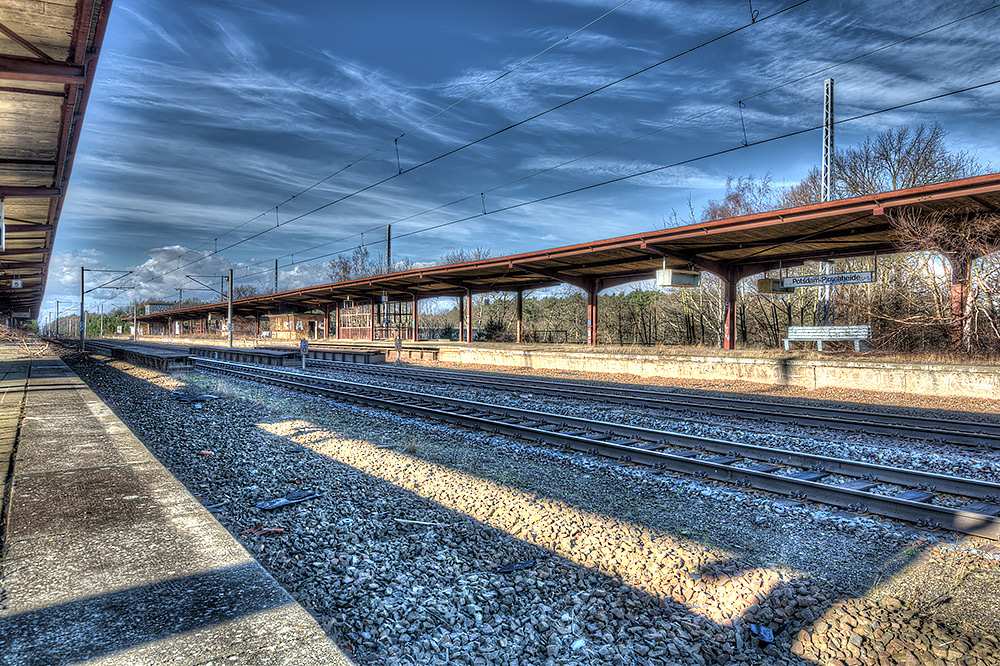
[
  {"x1": 225, "y1": 77, "x2": 1000, "y2": 282},
  {"x1": 138, "y1": 73, "x2": 1000, "y2": 296},
  {"x1": 177, "y1": 0, "x2": 637, "y2": 257},
  {"x1": 153, "y1": 0, "x2": 811, "y2": 282},
  {"x1": 237, "y1": 2, "x2": 1000, "y2": 274},
  {"x1": 108, "y1": 2, "x2": 1000, "y2": 302}
]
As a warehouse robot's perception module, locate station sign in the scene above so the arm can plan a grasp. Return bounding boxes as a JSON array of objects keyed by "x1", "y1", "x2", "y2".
[
  {"x1": 781, "y1": 271, "x2": 874, "y2": 289},
  {"x1": 12, "y1": 311, "x2": 30, "y2": 318}
]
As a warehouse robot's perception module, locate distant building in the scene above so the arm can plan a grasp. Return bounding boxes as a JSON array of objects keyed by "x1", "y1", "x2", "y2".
[{"x1": 144, "y1": 302, "x2": 175, "y2": 316}]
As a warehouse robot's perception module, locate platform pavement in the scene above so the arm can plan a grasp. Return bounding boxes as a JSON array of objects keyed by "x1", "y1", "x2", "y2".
[{"x1": 0, "y1": 345, "x2": 354, "y2": 665}]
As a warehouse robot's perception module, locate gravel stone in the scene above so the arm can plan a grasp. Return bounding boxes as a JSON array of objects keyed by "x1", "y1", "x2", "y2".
[{"x1": 61, "y1": 349, "x2": 999, "y2": 666}]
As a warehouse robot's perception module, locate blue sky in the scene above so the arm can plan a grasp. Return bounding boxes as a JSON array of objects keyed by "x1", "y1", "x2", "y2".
[{"x1": 42, "y1": 0, "x2": 1000, "y2": 319}]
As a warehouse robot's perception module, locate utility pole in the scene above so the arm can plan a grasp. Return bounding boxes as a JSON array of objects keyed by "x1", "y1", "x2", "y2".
[
  {"x1": 132, "y1": 301, "x2": 137, "y2": 340},
  {"x1": 821, "y1": 78, "x2": 834, "y2": 203},
  {"x1": 80, "y1": 266, "x2": 85, "y2": 351},
  {"x1": 176, "y1": 288, "x2": 183, "y2": 308},
  {"x1": 227, "y1": 268, "x2": 234, "y2": 348},
  {"x1": 274, "y1": 259, "x2": 278, "y2": 293},
  {"x1": 100, "y1": 304, "x2": 104, "y2": 338},
  {"x1": 820, "y1": 78, "x2": 835, "y2": 326},
  {"x1": 55, "y1": 301, "x2": 60, "y2": 338},
  {"x1": 386, "y1": 224, "x2": 391, "y2": 273}
]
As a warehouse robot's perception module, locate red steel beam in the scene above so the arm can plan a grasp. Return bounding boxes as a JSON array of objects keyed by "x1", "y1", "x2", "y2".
[
  {"x1": 0, "y1": 158, "x2": 57, "y2": 166},
  {"x1": 0, "y1": 186, "x2": 60, "y2": 198},
  {"x1": 4, "y1": 225, "x2": 54, "y2": 232},
  {"x1": 0, "y1": 55, "x2": 85, "y2": 84},
  {"x1": 0, "y1": 85, "x2": 66, "y2": 97}
]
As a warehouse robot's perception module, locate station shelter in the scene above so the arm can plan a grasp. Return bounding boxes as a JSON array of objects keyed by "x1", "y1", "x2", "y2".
[
  {"x1": 264, "y1": 313, "x2": 326, "y2": 339},
  {"x1": 135, "y1": 174, "x2": 1000, "y2": 351}
]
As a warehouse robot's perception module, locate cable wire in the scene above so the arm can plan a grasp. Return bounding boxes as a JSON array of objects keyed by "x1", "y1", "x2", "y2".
[
  {"x1": 240, "y1": 2, "x2": 1000, "y2": 272},
  {"x1": 160, "y1": 0, "x2": 811, "y2": 278},
  {"x1": 228, "y1": 77, "x2": 1000, "y2": 280},
  {"x1": 179, "y1": 0, "x2": 637, "y2": 254}
]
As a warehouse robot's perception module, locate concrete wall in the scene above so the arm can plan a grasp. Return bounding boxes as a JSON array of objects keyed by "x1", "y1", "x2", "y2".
[{"x1": 438, "y1": 347, "x2": 1000, "y2": 400}]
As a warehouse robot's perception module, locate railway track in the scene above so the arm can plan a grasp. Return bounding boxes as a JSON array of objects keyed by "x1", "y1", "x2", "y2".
[
  {"x1": 193, "y1": 357, "x2": 1000, "y2": 540},
  {"x1": 302, "y1": 358, "x2": 1000, "y2": 449}
]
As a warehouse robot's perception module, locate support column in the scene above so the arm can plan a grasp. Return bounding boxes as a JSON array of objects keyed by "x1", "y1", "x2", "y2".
[
  {"x1": 465, "y1": 289, "x2": 473, "y2": 343},
  {"x1": 411, "y1": 294, "x2": 419, "y2": 341},
  {"x1": 722, "y1": 274, "x2": 738, "y2": 350},
  {"x1": 334, "y1": 300, "x2": 341, "y2": 340},
  {"x1": 586, "y1": 280, "x2": 600, "y2": 346},
  {"x1": 255, "y1": 314, "x2": 260, "y2": 338},
  {"x1": 458, "y1": 295, "x2": 465, "y2": 342},
  {"x1": 950, "y1": 254, "x2": 973, "y2": 350},
  {"x1": 368, "y1": 300, "x2": 376, "y2": 341},
  {"x1": 226, "y1": 268, "x2": 233, "y2": 348},
  {"x1": 324, "y1": 304, "x2": 330, "y2": 339},
  {"x1": 516, "y1": 289, "x2": 523, "y2": 343}
]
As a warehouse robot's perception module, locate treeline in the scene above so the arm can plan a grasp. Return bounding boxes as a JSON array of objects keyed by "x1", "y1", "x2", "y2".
[{"x1": 45, "y1": 308, "x2": 134, "y2": 338}]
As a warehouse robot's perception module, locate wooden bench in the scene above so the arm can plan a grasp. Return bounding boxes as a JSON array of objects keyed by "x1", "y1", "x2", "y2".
[{"x1": 783, "y1": 325, "x2": 871, "y2": 352}]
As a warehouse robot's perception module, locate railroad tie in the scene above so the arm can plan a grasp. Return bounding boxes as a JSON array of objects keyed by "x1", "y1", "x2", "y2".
[
  {"x1": 895, "y1": 489, "x2": 936, "y2": 504},
  {"x1": 960, "y1": 501, "x2": 1000, "y2": 516},
  {"x1": 837, "y1": 480, "x2": 879, "y2": 493},
  {"x1": 787, "y1": 470, "x2": 830, "y2": 483}
]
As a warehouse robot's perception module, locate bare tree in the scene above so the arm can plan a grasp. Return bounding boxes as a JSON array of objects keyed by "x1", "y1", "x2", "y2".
[
  {"x1": 663, "y1": 195, "x2": 698, "y2": 228},
  {"x1": 233, "y1": 284, "x2": 259, "y2": 299},
  {"x1": 327, "y1": 245, "x2": 383, "y2": 282},
  {"x1": 779, "y1": 166, "x2": 823, "y2": 208},
  {"x1": 701, "y1": 173, "x2": 777, "y2": 221},
  {"x1": 835, "y1": 123, "x2": 982, "y2": 196},
  {"x1": 439, "y1": 246, "x2": 492, "y2": 265},
  {"x1": 890, "y1": 207, "x2": 1000, "y2": 349}
]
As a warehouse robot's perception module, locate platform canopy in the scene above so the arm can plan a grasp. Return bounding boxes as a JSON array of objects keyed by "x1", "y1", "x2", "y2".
[
  {"x1": 0, "y1": 0, "x2": 112, "y2": 319},
  {"x1": 141, "y1": 172, "x2": 1000, "y2": 322}
]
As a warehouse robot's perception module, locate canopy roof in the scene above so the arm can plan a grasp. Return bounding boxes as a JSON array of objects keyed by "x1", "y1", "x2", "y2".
[
  {"x1": 0, "y1": 0, "x2": 112, "y2": 317},
  {"x1": 141, "y1": 173, "x2": 1000, "y2": 322}
]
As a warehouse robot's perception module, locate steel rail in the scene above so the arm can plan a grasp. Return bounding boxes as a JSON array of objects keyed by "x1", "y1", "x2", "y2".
[
  {"x1": 306, "y1": 358, "x2": 1000, "y2": 447},
  {"x1": 192, "y1": 357, "x2": 1000, "y2": 539},
  {"x1": 80, "y1": 340, "x2": 1000, "y2": 446}
]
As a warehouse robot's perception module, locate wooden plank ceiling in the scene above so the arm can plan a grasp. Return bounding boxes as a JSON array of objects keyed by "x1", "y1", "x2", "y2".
[{"x1": 0, "y1": 0, "x2": 112, "y2": 319}]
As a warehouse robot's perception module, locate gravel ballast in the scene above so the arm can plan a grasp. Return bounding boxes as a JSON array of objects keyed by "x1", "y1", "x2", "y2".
[{"x1": 63, "y1": 351, "x2": 999, "y2": 666}]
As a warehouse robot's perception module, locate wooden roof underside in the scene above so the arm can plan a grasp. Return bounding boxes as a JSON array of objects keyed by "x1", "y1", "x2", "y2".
[{"x1": 0, "y1": 0, "x2": 112, "y2": 318}]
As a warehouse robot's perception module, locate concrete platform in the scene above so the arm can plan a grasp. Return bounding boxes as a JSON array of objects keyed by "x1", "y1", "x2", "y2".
[
  {"x1": 433, "y1": 345, "x2": 1000, "y2": 400},
  {"x1": 0, "y1": 347, "x2": 354, "y2": 666}
]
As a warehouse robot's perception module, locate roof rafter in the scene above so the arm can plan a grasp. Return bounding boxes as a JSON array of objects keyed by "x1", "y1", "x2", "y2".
[{"x1": 0, "y1": 20, "x2": 56, "y2": 60}]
